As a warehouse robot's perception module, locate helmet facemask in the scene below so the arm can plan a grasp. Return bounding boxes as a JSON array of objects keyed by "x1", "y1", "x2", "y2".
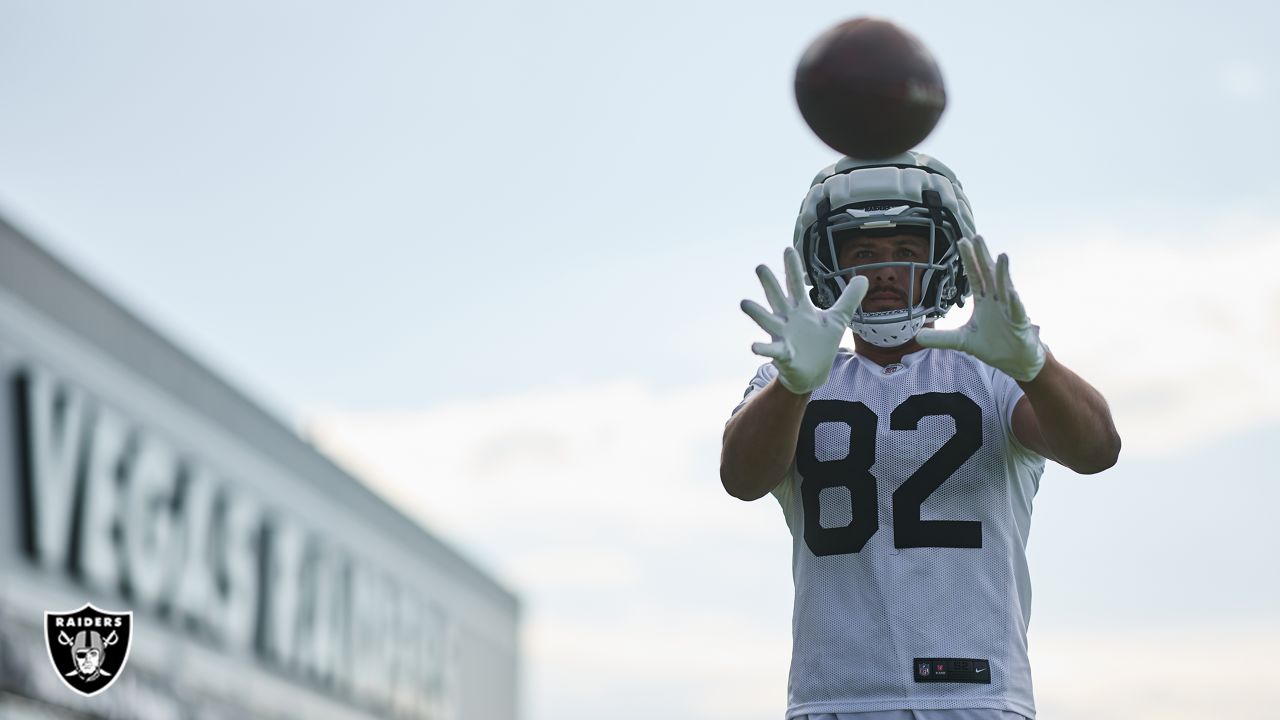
[{"x1": 804, "y1": 201, "x2": 966, "y2": 348}]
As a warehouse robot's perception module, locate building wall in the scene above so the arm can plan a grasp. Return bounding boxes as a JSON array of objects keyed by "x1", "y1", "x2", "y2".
[{"x1": 0, "y1": 219, "x2": 519, "y2": 719}]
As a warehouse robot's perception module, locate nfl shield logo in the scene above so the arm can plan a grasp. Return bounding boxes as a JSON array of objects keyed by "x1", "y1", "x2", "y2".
[
  {"x1": 918, "y1": 662, "x2": 930, "y2": 677},
  {"x1": 44, "y1": 604, "x2": 133, "y2": 697}
]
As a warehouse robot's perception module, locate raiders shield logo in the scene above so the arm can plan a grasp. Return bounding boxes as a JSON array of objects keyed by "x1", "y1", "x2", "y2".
[{"x1": 44, "y1": 604, "x2": 133, "y2": 697}]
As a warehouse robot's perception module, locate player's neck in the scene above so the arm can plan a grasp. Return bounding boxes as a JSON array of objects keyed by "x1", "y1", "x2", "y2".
[{"x1": 851, "y1": 321, "x2": 935, "y2": 367}]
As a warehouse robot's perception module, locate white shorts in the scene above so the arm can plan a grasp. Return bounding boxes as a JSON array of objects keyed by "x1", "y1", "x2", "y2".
[{"x1": 798, "y1": 707, "x2": 1029, "y2": 712}]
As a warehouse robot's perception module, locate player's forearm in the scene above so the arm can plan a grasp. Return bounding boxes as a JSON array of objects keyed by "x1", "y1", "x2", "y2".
[
  {"x1": 1017, "y1": 354, "x2": 1121, "y2": 474},
  {"x1": 720, "y1": 378, "x2": 810, "y2": 501}
]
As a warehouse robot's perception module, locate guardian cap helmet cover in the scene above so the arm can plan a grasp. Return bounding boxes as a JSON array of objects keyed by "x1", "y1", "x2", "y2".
[{"x1": 794, "y1": 151, "x2": 976, "y2": 347}]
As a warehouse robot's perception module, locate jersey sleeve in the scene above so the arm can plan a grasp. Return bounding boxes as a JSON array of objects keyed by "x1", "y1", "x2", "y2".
[
  {"x1": 730, "y1": 362, "x2": 778, "y2": 417},
  {"x1": 990, "y1": 366, "x2": 1042, "y2": 466},
  {"x1": 727, "y1": 362, "x2": 798, "y2": 516}
]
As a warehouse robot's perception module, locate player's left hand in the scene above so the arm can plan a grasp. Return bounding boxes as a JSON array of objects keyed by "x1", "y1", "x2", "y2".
[{"x1": 916, "y1": 235, "x2": 1046, "y2": 382}]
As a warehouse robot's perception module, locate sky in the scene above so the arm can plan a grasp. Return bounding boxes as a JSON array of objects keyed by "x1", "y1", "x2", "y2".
[{"x1": 1, "y1": 2, "x2": 1278, "y2": 719}]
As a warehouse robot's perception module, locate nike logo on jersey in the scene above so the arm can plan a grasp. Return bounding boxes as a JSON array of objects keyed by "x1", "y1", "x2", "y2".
[{"x1": 914, "y1": 657, "x2": 992, "y2": 684}]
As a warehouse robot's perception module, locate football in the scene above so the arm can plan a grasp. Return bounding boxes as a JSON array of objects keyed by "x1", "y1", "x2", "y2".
[{"x1": 794, "y1": 17, "x2": 947, "y2": 159}]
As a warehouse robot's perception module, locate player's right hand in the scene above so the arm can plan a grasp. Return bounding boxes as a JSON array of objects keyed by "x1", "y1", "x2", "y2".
[{"x1": 741, "y1": 247, "x2": 869, "y2": 395}]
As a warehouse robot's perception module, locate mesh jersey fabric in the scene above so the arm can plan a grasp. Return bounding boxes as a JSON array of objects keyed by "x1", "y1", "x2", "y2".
[{"x1": 731, "y1": 348, "x2": 1045, "y2": 719}]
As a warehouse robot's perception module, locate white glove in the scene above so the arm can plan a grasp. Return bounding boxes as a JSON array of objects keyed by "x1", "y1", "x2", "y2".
[
  {"x1": 741, "y1": 247, "x2": 869, "y2": 394},
  {"x1": 916, "y1": 235, "x2": 1046, "y2": 382}
]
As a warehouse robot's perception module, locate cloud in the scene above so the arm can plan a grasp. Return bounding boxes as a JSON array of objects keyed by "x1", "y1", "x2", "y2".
[
  {"x1": 1219, "y1": 60, "x2": 1267, "y2": 100},
  {"x1": 1030, "y1": 620, "x2": 1279, "y2": 720},
  {"x1": 307, "y1": 374, "x2": 1278, "y2": 720},
  {"x1": 307, "y1": 381, "x2": 796, "y2": 720},
  {"x1": 945, "y1": 223, "x2": 1280, "y2": 458},
  {"x1": 304, "y1": 222, "x2": 1280, "y2": 720},
  {"x1": 306, "y1": 382, "x2": 760, "y2": 551}
]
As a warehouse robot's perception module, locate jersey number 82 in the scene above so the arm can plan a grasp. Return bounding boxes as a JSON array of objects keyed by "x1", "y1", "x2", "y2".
[{"x1": 797, "y1": 392, "x2": 983, "y2": 556}]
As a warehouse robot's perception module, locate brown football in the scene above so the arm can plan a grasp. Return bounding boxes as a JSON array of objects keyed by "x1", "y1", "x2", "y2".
[{"x1": 795, "y1": 17, "x2": 947, "y2": 159}]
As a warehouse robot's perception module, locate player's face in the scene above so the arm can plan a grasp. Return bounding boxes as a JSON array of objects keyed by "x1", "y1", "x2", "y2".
[
  {"x1": 837, "y1": 232, "x2": 929, "y2": 312},
  {"x1": 76, "y1": 648, "x2": 100, "y2": 674}
]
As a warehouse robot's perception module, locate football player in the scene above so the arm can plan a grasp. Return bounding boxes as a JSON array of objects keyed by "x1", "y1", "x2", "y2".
[{"x1": 722, "y1": 152, "x2": 1120, "y2": 720}]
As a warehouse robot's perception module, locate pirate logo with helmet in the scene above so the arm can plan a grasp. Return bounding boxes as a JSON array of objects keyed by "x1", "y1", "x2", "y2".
[{"x1": 44, "y1": 604, "x2": 133, "y2": 696}]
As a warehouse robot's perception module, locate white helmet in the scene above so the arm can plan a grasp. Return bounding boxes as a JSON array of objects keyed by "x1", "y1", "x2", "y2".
[{"x1": 793, "y1": 151, "x2": 976, "y2": 347}]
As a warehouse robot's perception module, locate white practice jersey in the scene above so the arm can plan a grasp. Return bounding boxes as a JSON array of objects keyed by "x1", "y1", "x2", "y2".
[{"x1": 732, "y1": 348, "x2": 1045, "y2": 719}]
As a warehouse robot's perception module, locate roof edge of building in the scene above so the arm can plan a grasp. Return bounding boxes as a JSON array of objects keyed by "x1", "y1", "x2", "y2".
[{"x1": 0, "y1": 213, "x2": 519, "y2": 615}]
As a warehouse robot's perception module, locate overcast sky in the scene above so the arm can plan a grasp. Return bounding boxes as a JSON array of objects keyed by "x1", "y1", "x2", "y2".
[{"x1": 1, "y1": 2, "x2": 1277, "y2": 719}]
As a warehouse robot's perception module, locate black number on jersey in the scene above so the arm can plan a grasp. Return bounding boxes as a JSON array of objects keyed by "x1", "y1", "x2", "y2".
[
  {"x1": 796, "y1": 400, "x2": 879, "y2": 555},
  {"x1": 890, "y1": 393, "x2": 983, "y2": 549},
  {"x1": 795, "y1": 392, "x2": 983, "y2": 556}
]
